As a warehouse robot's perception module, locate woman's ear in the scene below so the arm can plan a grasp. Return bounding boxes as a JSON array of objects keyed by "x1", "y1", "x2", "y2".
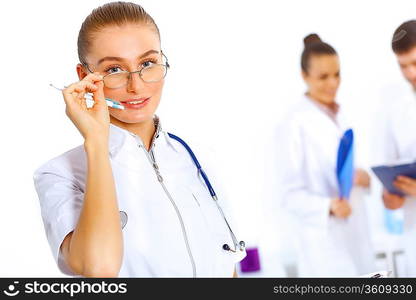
[{"x1": 76, "y1": 63, "x2": 88, "y2": 80}]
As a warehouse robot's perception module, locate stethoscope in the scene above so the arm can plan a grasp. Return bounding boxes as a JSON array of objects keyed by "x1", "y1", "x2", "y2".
[{"x1": 167, "y1": 132, "x2": 246, "y2": 254}]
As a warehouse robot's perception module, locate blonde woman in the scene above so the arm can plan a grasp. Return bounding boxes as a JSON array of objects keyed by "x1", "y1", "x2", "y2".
[{"x1": 34, "y1": 2, "x2": 245, "y2": 278}]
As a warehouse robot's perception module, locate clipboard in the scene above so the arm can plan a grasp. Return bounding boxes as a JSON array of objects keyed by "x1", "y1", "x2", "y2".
[
  {"x1": 336, "y1": 129, "x2": 354, "y2": 199},
  {"x1": 371, "y1": 161, "x2": 416, "y2": 196}
]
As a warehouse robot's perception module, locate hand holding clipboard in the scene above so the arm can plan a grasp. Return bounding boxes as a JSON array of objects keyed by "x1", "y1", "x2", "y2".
[{"x1": 372, "y1": 161, "x2": 416, "y2": 197}]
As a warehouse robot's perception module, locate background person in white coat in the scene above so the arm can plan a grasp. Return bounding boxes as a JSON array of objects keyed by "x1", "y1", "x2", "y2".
[
  {"x1": 375, "y1": 20, "x2": 416, "y2": 276},
  {"x1": 275, "y1": 34, "x2": 376, "y2": 277}
]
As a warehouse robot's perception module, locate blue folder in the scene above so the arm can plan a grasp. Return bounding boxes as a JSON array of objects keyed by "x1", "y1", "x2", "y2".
[
  {"x1": 372, "y1": 162, "x2": 416, "y2": 197},
  {"x1": 336, "y1": 129, "x2": 354, "y2": 200}
]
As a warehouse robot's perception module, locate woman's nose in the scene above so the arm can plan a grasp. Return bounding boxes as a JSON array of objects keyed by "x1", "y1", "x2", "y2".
[
  {"x1": 329, "y1": 77, "x2": 340, "y2": 88},
  {"x1": 406, "y1": 66, "x2": 416, "y2": 81},
  {"x1": 127, "y1": 72, "x2": 145, "y2": 92}
]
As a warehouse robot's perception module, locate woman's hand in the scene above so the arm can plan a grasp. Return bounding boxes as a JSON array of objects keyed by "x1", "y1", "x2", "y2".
[
  {"x1": 382, "y1": 189, "x2": 405, "y2": 209},
  {"x1": 393, "y1": 176, "x2": 416, "y2": 197},
  {"x1": 330, "y1": 198, "x2": 351, "y2": 218},
  {"x1": 62, "y1": 73, "x2": 109, "y2": 143},
  {"x1": 354, "y1": 168, "x2": 371, "y2": 188}
]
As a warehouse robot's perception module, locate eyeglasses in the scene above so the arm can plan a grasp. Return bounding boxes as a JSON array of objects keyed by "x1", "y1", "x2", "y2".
[{"x1": 82, "y1": 52, "x2": 170, "y2": 89}]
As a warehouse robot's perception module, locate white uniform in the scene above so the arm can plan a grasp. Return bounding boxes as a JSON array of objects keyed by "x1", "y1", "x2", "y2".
[
  {"x1": 373, "y1": 89, "x2": 416, "y2": 276},
  {"x1": 275, "y1": 95, "x2": 376, "y2": 277},
  {"x1": 33, "y1": 117, "x2": 246, "y2": 277}
]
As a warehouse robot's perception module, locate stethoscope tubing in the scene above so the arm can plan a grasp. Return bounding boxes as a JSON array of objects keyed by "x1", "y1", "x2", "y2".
[{"x1": 167, "y1": 132, "x2": 244, "y2": 252}]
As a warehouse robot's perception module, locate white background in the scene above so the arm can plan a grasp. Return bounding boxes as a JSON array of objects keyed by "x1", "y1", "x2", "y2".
[{"x1": 1, "y1": 0, "x2": 415, "y2": 276}]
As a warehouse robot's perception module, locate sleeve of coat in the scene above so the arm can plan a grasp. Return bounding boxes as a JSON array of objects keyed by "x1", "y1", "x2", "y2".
[
  {"x1": 274, "y1": 117, "x2": 332, "y2": 229},
  {"x1": 33, "y1": 160, "x2": 83, "y2": 277}
]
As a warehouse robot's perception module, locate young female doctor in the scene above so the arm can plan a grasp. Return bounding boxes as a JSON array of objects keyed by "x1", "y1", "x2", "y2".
[
  {"x1": 275, "y1": 34, "x2": 376, "y2": 277},
  {"x1": 33, "y1": 2, "x2": 245, "y2": 277}
]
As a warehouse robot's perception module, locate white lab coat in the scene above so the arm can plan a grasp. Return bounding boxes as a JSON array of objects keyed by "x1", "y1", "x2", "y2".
[
  {"x1": 373, "y1": 88, "x2": 416, "y2": 276},
  {"x1": 275, "y1": 95, "x2": 376, "y2": 277},
  {"x1": 33, "y1": 117, "x2": 246, "y2": 277}
]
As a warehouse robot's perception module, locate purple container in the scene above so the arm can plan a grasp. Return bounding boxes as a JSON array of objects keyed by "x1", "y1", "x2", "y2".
[{"x1": 239, "y1": 247, "x2": 261, "y2": 272}]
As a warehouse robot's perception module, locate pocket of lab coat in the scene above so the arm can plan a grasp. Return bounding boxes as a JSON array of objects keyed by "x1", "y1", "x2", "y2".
[
  {"x1": 189, "y1": 187, "x2": 233, "y2": 242},
  {"x1": 189, "y1": 187, "x2": 245, "y2": 274}
]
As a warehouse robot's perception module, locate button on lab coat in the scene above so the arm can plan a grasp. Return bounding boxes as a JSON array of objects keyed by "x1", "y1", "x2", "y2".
[
  {"x1": 275, "y1": 95, "x2": 376, "y2": 277},
  {"x1": 33, "y1": 119, "x2": 245, "y2": 277},
  {"x1": 373, "y1": 89, "x2": 416, "y2": 276}
]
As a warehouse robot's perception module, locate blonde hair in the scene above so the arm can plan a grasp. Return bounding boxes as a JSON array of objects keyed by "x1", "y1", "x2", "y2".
[{"x1": 77, "y1": 1, "x2": 160, "y2": 65}]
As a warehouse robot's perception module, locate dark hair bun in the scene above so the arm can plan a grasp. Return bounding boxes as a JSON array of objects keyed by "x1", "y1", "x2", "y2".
[{"x1": 304, "y1": 33, "x2": 322, "y2": 47}]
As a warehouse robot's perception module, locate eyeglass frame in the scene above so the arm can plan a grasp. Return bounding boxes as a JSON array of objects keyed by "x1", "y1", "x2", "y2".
[{"x1": 81, "y1": 51, "x2": 170, "y2": 89}]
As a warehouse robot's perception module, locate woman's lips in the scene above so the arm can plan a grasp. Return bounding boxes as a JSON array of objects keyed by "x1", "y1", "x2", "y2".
[{"x1": 120, "y1": 97, "x2": 150, "y2": 110}]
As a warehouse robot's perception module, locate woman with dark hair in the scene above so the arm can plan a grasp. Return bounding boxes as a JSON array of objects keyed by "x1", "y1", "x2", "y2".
[
  {"x1": 275, "y1": 34, "x2": 376, "y2": 277},
  {"x1": 33, "y1": 2, "x2": 245, "y2": 277}
]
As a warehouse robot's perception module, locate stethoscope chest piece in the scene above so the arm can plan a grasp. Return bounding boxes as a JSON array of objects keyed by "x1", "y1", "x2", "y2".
[{"x1": 222, "y1": 241, "x2": 246, "y2": 252}]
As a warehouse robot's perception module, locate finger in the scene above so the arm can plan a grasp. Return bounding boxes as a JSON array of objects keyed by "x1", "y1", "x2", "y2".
[
  {"x1": 63, "y1": 81, "x2": 82, "y2": 95},
  {"x1": 64, "y1": 80, "x2": 98, "y2": 95},
  {"x1": 65, "y1": 83, "x2": 97, "y2": 106},
  {"x1": 397, "y1": 176, "x2": 416, "y2": 184},
  {"x1": 397, "y1": 181, "x2": 413, "y2": 189},
  {"x1": 72, "y1": 87, "x2": 87, "y2": 108},
  {"x1": 81, "y1": 72, "x2": 104, "y2": 84},
  {"x1": 393, "y1": 180, "x2": 402, "y2": 187},
  {"x1": 75, "y1": 92, "x2": 88, "y2": 110},
  {"x1": 393, "y1": 181, "x2": 406, "y2": 191},
  {"x1": 387, "y1": 188, "x2": 405, "y2": 201},
  {"x1": 73, "y1": 86, "x2": 97, "y2": 104},
  {"x1": 342, "y1": 203, "x2": 351, "y2": 211},
  {"x1": 396, "y1": 185, "x2": 411, "y2": 195},
  {"x1": 62, "y1": 82, "x2": 79, "y2": 106},
  {"x1": 73, "y1": 82, "x2": 98, "y2": 93},
  {"x1": 383, "y1": 189, "x2": 398, "y2": 199},
  {"x1": 91, "y1": 80, "x2": 107, "y2": 109}
]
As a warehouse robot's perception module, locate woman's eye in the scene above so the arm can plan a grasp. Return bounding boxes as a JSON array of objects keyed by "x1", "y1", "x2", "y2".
[
  {"x1": 106, "y1": 66, "x2": 123, "y2": 73},
  {"x1": 142, "y1": 60, "x2": 156, "y2": 68}
]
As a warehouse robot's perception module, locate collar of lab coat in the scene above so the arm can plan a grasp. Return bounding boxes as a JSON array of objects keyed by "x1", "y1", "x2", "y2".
[
  {"x1": 303, "y1": 94, "x2": 340, "y2": 124},
  {"x1": 108, "y1": 115, "x2": 181, "y2": 157}
]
